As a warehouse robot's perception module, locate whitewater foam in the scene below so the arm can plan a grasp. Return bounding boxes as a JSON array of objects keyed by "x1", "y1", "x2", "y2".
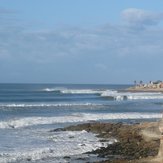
[
  {"x1": 43, "y1": 88, "x2": 103, "y2": 94},
  {"x1": 101, "y1": 90, "x2": 163, "y2": 101},
  {"x1": 43, "y1": 87, "x2": 65, "y2": 92},
  {"x1": 0, "y1": 130, "x2": 110, "y2": 163},
  {"x1": 0, "y1": 103, "x2": 103, "y2": 108},
  {"x1": 0, "y1": 112, "x2": 161, "y2": 129},
  {"x1": 44, "y1": 88, "x2": 163, "y2": 101}
]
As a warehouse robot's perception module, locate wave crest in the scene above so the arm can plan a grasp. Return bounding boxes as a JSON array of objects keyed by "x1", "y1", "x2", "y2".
[
  {"x1": 43, "y1": 88, "x2": 103, "y2": 94},
  {"x1": 0, "y1": 103, "x2": 103, "y2": 108},
  {"x1": 0, "y1": 113, "x2": 161, "y2": 129},
  {"x1": 101, "y1": 90, "x2": 163, "y2": 101},
  {"x1": 43, "y1": 88, "x2": 163, "y2": 101}
]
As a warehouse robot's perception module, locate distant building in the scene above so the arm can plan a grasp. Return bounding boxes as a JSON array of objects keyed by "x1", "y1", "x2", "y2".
[
  {"x1": 160, "y1": 82, "x2": 163, "y2": 88},
  {"x1": 135, "y1": 80, "x2": 163, "y2": 89}
]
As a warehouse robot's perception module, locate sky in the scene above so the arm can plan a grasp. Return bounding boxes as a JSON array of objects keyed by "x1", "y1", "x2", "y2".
[{"x1": 0, "y1": 0, "x2": 163, "y2": 84}]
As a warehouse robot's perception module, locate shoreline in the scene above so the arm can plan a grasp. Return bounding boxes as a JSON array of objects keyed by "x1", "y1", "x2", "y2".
[
  {"x1": 51, "y1": 121, "x2": 162, "y2": 163},
  {"x1": 125, "y1": 87, "x2": 163, "y2": 93}
]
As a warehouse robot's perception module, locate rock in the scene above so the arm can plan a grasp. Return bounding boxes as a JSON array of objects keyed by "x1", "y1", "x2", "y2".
[
  {"x1": 63, "y1": 156, "x2": 71, "y2": 159},
  {"x1": 62, "y1": 122, "x2": 160, "y2": 162},
  {"x1": 49, "y1": 128, "x2": 65, "y2": 132}
]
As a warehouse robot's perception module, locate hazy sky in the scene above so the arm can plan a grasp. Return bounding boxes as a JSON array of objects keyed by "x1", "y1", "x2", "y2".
[{"x1": 1, "y1": 0, "x2": 163, "y2": 84}]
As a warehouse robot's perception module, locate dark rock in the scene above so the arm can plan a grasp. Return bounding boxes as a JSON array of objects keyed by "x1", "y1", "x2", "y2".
[
  {"x1": 62, "y1": 122, "x2": 160, "y2": 162},
  {"x1": 49, "y1": 128, "x2": 65, "y2": 132},
  {"x1": 26, "y1": 158, "x2": 31, "y2": 161},
  {"x1": 76, "y1": 157, "x2": 86, "y2": 160},
  {"x1": 63, "y1": 156, "x2": 71, "y2": 159}
]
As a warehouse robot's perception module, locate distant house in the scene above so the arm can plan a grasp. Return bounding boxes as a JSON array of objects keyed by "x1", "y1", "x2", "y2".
[
  {"x1": 160, "y1": 83, "x2": 163, "y2": 88},
  {"x1": 153, "y1": 80, "x2": 162, "y2": 84},
  {"x1": 133, "y1": 80, "x2": 163, "y2": 89}
]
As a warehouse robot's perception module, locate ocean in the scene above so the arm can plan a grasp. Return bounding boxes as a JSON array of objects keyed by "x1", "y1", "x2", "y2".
[{"x1": 0, "y1": 83, "x2": 162, "y2": 163}]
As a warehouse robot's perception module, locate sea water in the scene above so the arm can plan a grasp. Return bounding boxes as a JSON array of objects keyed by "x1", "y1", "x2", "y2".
[{"x1": 0, "y1": 83, "x2": 162, "y2": 162}]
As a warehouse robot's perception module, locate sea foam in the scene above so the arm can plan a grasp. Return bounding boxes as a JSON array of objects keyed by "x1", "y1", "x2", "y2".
[
  {"x1": 43, "y1": 88, "x2": 163, "y2": 101},
  {"x1": 0, "y1": 103, "x2": 102, "y2": 108},
  {"x1": 101, "y1": 90, "x2": 163, "y2": 101},
  {"x1": 43, "y1": 88, "x2": 103, "y2": 94},
  {"x1": 0, "y1": 130, "x2": 110, "y2": 163},
  {"x1": 0, "y1": 112, "x2": 161, "y2": 129}
]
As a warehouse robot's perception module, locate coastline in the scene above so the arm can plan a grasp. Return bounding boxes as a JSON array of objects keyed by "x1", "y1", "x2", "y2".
[
  {"x1": 126, "y1": 87, "x2": 163, "y2": 93},
  {"x1": 52, "y1": 121, "x2": 162, "y2": 163}
]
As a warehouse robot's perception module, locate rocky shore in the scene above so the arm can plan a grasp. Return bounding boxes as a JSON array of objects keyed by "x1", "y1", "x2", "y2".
[{"x1": 51, "y1": 121, "x2": 162, "y2": 163}]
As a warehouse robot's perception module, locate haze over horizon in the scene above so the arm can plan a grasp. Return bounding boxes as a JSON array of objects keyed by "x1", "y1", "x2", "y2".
[{"x1": 0, "y1": 0, "x2": 163, "y2": 84}]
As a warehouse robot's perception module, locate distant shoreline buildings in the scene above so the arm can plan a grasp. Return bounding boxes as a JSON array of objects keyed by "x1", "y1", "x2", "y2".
[{"x1": 134, "y1": 80, "x2": 163, "y2": 89}]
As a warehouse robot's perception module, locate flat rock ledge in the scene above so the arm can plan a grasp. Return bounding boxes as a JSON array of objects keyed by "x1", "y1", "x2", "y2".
[{"x1": 51, "y1": 122, "x2": 161, "y2": 163}]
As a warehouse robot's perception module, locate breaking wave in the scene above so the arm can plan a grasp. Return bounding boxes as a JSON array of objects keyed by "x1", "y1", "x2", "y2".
[
  {"x1": 101, "y1": 90, "x2": 163, "y2": 101},
  {"x1": 0, "y1": 112, "x2": 161, "y2": 129},
  {"x1": 43, "y1": 88, "x2": 163, "y2": 101},
  {"x1": 43, "y1": 88, "x2": 103, "y2": 94},
  {"x1": 0, "y1": 103, "x2": 103, "y2": 109}
]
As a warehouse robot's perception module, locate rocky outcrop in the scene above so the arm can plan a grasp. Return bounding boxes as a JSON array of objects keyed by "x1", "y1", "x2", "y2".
[{"x1": 60, "y1": 122, "x2": 160, "y2": 162}]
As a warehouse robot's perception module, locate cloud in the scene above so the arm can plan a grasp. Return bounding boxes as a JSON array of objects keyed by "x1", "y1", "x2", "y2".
[
  {"x1": 1, "y1": 7, "x2": 163, "y2": 83},
  {"x1": 122, "y1": 8, "x2": 163, "y2": 28},
  {"x1": 1, "y1": 20, "x2": 163, "y2": 62},
  {"x1": 1, "y1": 7, "x2": 163, "y2": 62},
  {"x1": 0, "y1": 7, "x2": 15, "y2": 14}
]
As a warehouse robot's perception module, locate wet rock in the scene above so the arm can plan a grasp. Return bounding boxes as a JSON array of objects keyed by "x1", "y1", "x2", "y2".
[
  {"x1": 63, "y1": 156, "x2": 71, "y2": 159},
  {"x1": 26, "y1": 158, "x2": 31, "y2": 161},
  {"x1": 49, "y1": 128, "x2": 65, "y2": 132},
  {"x1": 75, "y1": 157, "x2": 86, "y2": 160},
  {"x1": 62, "y1": 122, "x2": 160, "y2": 162}
]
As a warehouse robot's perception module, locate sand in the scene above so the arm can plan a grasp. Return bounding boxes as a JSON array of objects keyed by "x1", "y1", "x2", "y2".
[{"x1": 127, "y1": 87, "x2": 163, "y2": 92}]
